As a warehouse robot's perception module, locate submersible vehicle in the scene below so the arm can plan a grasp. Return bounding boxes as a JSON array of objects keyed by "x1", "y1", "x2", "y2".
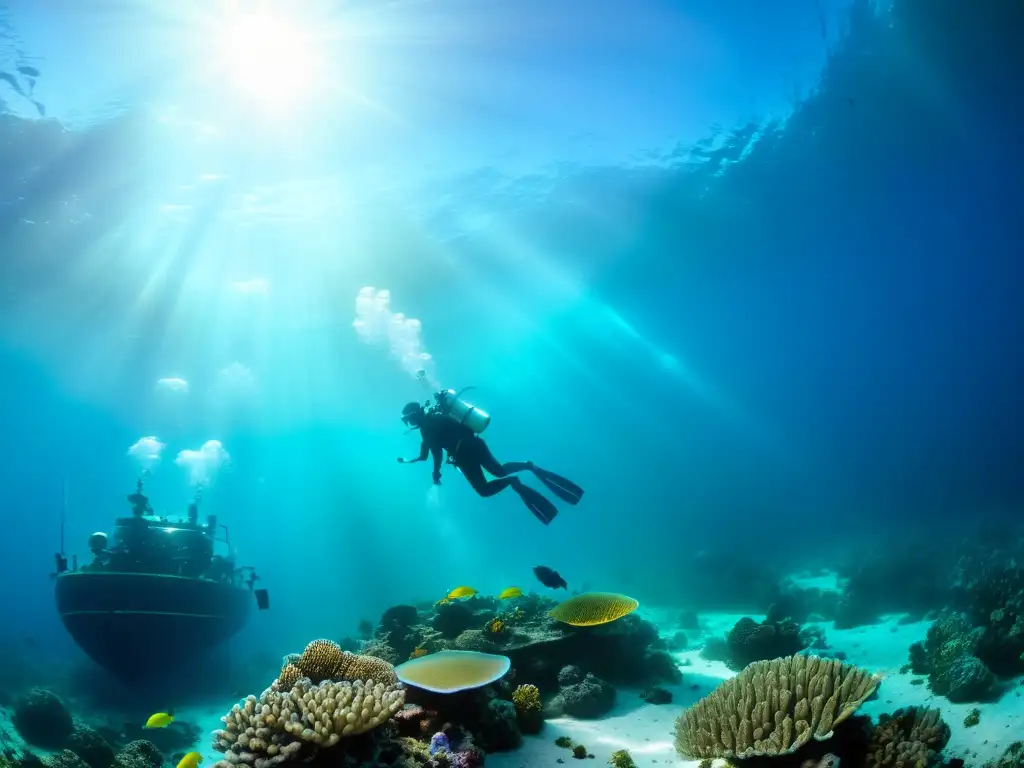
[{"x1": 52, "y1": 480, "x2": 268, "y2": 681}]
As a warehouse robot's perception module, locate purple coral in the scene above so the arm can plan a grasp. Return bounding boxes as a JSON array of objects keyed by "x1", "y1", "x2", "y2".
[{"x1": 429, "y1": 732, "x2": 451, "y2": 756}]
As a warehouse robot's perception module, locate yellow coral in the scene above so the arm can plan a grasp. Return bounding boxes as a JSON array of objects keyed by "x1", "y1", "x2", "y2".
[
  {"x1": 334, "y1": 649, "x2": 400, "y2": 685},
  {"x1": 277, "y1": 663, "x2": 302, "y2": 690},
  {"x1": 297, "y1": 639, "x2": 346, "y2": 682},
  {"x1": 512, "y1": 684, "x2": 542, "y2": 713},
  {"x1": 486, "y1": 618, "x2": 506, "y2": 635},
  {"x1": 281, "y1": 639, "x2": 398, "y2": 687}
]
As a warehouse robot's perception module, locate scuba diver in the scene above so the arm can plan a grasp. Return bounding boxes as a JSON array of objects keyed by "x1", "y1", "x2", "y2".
[{"x1": 397, "y1": 393, "x2": 583, "y2": 525}]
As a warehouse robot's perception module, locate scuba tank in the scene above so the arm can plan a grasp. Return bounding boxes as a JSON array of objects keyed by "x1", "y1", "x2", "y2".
[{"x1": 434, "y1": 387, "x2": 491, "y2": 434}]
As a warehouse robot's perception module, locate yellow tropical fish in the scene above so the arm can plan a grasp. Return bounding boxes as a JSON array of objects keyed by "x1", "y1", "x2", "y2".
[
  {"x1": 176, "y1": 753, "x2": 203, "y2": 768},
  {"x1": 145, "y1": 712, "x2": 174, "y2": 728},
  {"x1": 446, "y1": 586, "x2": 477, "y2": 600},
  {"x1": 498, "y1": 587, "x2": 523, "y2": 600}
]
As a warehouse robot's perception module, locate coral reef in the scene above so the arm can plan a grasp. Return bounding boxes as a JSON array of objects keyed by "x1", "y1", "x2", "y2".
[
  {"x1": 864, "y1": 707, "x2": 949, "y2": 768},
  {"x1": 213, "y1": 677, "x2": 404, "y2": 765},
  {"x1": 724, "y1": 611, "x2": 808, "y2": 670},
  {"x1": 907, "y1": 610, "x2": 1000, "y2": 702},
  {"x1": 546, "y1": 672, "x2": 616, "y2": 719},
  {"x1": 113, "y1": 740, "x2": 164, "y2": 768},
  {"x1": 984, "y1": 742, "x2": 1024, "y2": 768},
  {"x1": 12, "y1": 689, "x2": 74, "y2": 749},
  {"x1": 212, "y1": 641, "x2": 405, "y2": 768},
  {"x1": 66, "y1": 726, "x2": 115, "y2": 768},
  {"x1": 674, "y1": 655, "x2": 879, "y2": 759},
  {"x1": 361, "y1": 595, "x2": 678, "y2": 700},
  {"x1": 40, "y1": 751, "x2": 89, "y2": 768},
  {"x1": 475, "y1": 700, "x2": 520, "y2": 752},
  {"x1": 950, "y1": 549, "x2": 1024, "y2": 677},
  {"x1": 609, "y1": 750, "x2": 636, "y2": 768},
  {"x1": 510, "y1": 685, "x2": 544, "y2": 735}
]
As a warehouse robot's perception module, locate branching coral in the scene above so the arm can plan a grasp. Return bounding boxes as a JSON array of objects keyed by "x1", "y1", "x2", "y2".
[
  {"x1": 512, "y1": 683, "x2": 544, "y2": 735},
  {"x1": 512, "y1": 684, "x2": 541, "y2": 713},
  {"x1": 865, "y1": 707, "x2": 950, "y2": 768},
  {"x1": 674, "y1": 655, "x2": 879, "y2": 759},
  {"x1": 213, "y1": 648, "x2": 405, "y2": 768}
]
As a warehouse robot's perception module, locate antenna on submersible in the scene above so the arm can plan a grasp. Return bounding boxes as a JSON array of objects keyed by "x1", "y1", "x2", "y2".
[{"x1": 52, "y1": 478, "x2": 69, "y2": 577}]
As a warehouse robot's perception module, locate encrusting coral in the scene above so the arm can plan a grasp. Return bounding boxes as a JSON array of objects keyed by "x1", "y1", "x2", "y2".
[
  {"x1": 213, "y1": 640, "x2": 405, "y2": 768},
  {"x1": 674, "y1": 655, "x2": 880, "y2": 759}
]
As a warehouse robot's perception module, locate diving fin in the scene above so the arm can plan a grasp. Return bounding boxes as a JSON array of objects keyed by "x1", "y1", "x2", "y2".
[
  {"x1": 515, "y1": 484, "x2": 559, "y2": 525},
  {"x1": 531, "y1": 467, "x2": 584, "y2": 506}
]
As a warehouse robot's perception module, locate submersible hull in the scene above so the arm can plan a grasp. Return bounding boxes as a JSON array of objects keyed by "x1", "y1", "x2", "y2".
[{"x1": 55, "y1": 571, "x2": 251, "y2": 680}]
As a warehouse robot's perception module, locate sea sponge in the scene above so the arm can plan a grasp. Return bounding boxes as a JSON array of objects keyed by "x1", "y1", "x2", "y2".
[
  {"x1": 549, "y1": 592, "x2": 639, "y2": 627},
  {"x1": 865, "y1": 707, "x2": 950, "y2": 768},
  {"x1": 212, "y1": 676, "x2": 405, "y2": 768},
  {"x1": 673, "y1": 655, "x2": 880, "y2": 759}
]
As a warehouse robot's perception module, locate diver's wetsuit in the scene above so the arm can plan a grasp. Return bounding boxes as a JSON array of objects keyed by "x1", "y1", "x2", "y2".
[{"x1": 417, "y1": 413, "x2": 532, "y2": 497}]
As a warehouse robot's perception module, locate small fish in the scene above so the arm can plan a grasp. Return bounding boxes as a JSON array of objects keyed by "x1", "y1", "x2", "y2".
[
  {"x1": 498, "y1": 586, "x2": 523, "y2": 600},
  {"x1": 176, "y1": 752, "x2": 203, "y2": 768},
  {"x1": 533, "y1": 565, "x2": 567, "y2": 590},
  {"x1": 145, "y1": 712, "x2": 174, "y2": 728},
  {"x1": 446, "y1": 586, "x2": 477, "y2": 600}
]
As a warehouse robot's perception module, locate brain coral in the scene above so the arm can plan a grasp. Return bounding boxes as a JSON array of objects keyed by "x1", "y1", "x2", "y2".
[{"x1": 549, "y1": 592, "x2": 639, "y2": 627}]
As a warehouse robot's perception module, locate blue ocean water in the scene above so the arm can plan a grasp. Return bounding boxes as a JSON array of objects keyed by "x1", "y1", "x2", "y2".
[{"x1": 1, "y1": 0, "x2": 1023, "y2": 762}]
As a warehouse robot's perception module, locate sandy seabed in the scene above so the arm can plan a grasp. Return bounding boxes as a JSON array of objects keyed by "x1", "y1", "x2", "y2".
[
  {"x1": 486, "y1": 609, "x2": 1023, "y2": 768},
  {"x1": 5, "y1": 609, "x2": 1017, "y2": 768}
]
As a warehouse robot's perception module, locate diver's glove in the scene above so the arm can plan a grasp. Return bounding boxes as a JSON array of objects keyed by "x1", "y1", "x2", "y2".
[{"x1": 432, "y1": 470, "x2": 442, "y2": 485}]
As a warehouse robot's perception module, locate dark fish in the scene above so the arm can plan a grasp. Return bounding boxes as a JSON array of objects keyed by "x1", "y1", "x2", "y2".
[
  {"x1": 17, "y1": 65, "x2": 40, "y2": 78},
  {"x1": 533, "y1": 565, "x2": 567, "y2": 590}
]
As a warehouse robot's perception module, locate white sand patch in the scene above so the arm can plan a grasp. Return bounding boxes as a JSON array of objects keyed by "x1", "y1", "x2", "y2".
[{"x1": 175, "y1": 703, "x2": 235, "y2": 764}]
